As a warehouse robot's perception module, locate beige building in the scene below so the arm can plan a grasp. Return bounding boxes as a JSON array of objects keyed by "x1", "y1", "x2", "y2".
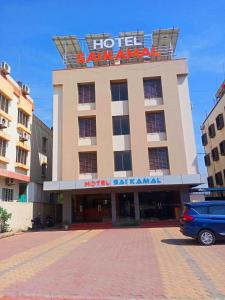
[
  {"x1": 28, "y1": 114, "x2": 53, "y2": 204},
  {"x1": 201, "y1": 79, "x2": 225, "y2": 192},
  {"x1": 44, "y1": 29, "x2": 202, "y2": 226}
]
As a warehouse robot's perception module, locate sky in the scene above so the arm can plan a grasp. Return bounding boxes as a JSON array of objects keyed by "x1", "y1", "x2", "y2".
[{"x1": 0, "y1": 0, "x2": 225, "y2": 176}]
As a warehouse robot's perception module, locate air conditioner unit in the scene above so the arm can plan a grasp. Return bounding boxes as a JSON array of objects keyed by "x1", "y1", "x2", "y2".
[
  {"x1": 19, "y1": 131, "x2": 29, "y2": 142},
  {"x1": 0, "y1": 61, "x2": 11, "y2": 75},
  {"x1": 22, "y1": 84, "x2": 30, "y2": 95},
  {"x1": 0, "y1": 117, "x2": 8, "y2": 129},
  {"x1": 5, "y1": 178, "x2": 15, "y2": 186}
]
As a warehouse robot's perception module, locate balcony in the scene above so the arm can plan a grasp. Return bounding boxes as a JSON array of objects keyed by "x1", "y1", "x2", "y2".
[
  {"x1": 147, "y1": 132, "x2": 167, "y2": 142},
  {"x1": 78, "y1": 137, "x2": 97, "y2": 146},
  {"x1": 79, "y1": 173, "x2": 97, "y2": 180}
]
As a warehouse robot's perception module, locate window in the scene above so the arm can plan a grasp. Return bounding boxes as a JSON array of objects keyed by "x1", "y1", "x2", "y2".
[
  {"x1": 0, "y1": 138, "x2": 7, "y2": 157},
  {"x1": 216, "y1": 113, "x2": 224, "y2": 130},
  {"x1": 114, "y1": 151, "x2": 132, "y2": 171},
  {"x1": 212, "y1": 147, "x2": 219, "y2": 161},
  {"x1": 143, "y1": 78, "x2": 162, "y2": 99},
  {"x1": 112, "y1": 116, "x2": 130, "y2": 135},
  {"x1": 18, "y1": 109, "x2": 29, "y2": 128},
  {"x1": 204, "y1": 154, "x2": 210, "y2": 166},
  {"x1": 79, "y1": 152, "x2": 97, "y2": 173},
  {"x1": 16, "y1": 147, "x2": 27, "y2": 165},
  {"x1": 219, "y1": 140, "x2": 225, "y2": 155},
  {"x1": 209, "y1": 205, "x2": 225, "y2": 215},
  {"x1": 208, "y1": 124, "x2": 216, "y2": 138},
  {"x1": 0, "y1": 93, "x2": 9, "y2": 113},
  {"x1": 111, "y1": 82, "x2": 128, "y2": 101},
  {"x1": 78, "y1": 83, "x2": 95, "y2": 103},
  {"x1": 201, "y1": 133, "x2": 208, "y2": 146},
  {"x1": 146, "y1": 112, "x2": 165, "y2": 133},
  {"x1": 215, "y1": 171, "x2": 223, "y2": 185},
  {"x1": 148, "y1": 148, "x2": 169, "y2": 170},
  {"x1": 207, "y1": 176, "x2": 214, "y2": 187},
  {"x1": 194, "y1": 206, "x2": 208, "y2": 214},
  {"x1": 79, "y1": 117, "x2": 96, "y2": 138},
  {"x1": 2, "y1": 188, "x2": 13, "y2": 201},
  {"x1": 42, "y1": 137, "x2": 47, "y2": 154},
  {"x1": 41, "y1": 163, "x2": 47, "y2": 177}
]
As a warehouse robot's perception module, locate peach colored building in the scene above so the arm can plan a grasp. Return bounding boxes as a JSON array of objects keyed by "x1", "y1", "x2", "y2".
[
  {"x1": 44, "y1": 30, "x2": 202, "y2": 226},
  {"x1": 201, "y1": 80, "x2": 225, "y2": 195},
  {"x1": 0, "y1": 61, "x2": 33, "y2": 202}
]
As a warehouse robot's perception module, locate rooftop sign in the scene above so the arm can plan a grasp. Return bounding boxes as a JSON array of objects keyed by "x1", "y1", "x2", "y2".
[{"x1": 53, "y1": 28, "x2": 179, "y2": 69}]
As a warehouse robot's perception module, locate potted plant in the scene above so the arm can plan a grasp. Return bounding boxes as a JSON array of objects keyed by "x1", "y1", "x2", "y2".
[{"x1": 63, "y1": 220, "x2": 70, "y2": 230}]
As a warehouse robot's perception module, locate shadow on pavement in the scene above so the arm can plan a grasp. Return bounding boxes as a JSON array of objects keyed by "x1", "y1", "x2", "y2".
[
  {"x1": 161, "y1": 238, "x2": 225, "y2": 246},
  {"x1": 161, "y1": 238, "x2": 198, "y2": 246}
]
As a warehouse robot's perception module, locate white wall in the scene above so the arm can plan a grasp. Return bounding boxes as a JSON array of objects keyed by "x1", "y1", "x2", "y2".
[{"x1": 0, "y1": 201, "x2": 33, "y2": 231}]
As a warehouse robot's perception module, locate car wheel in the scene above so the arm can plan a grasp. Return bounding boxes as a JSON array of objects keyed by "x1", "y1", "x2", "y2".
[{"x1": 198, "y1": 230, "x2": 215, "y2": 246}]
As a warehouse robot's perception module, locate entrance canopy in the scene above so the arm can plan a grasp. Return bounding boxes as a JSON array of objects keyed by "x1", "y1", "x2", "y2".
[{"x1": 44, "y1": 174, "x2": 203, "y2": 192}]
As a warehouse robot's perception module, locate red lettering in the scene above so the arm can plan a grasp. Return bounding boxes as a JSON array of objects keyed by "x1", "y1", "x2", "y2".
[
  {"x1": 126, "y1": 48, "x2": 141, "y2": 59},
  {"x1": 141, "y1": 48, "x2": 152, "y2": 58},
  {"x1": 103, "y1": 50, "x2": 113, "y2": 61},
  {"x1": 76, "y1": 52, "x2": 85, "y2": 64},
  {"x1": 151, "y1": 46, "x2": 161, "y2": 57},
  {"x1": 84, "y1": 181, "x2": 91, "y2": 187},
  {"x1": 86, "y1": 51, "x2": 97, "y2": 63},
  {"x1": 114, "y1": 49, "x2": 127, "y2": 61}
]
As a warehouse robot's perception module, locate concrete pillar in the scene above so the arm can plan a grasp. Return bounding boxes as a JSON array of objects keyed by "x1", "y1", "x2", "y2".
[
  {"x1": 134, "y1": 191, "x2": 140, "y2": 223},
  {"x1": 179, "y1": 189, "x2": 190, "y2": 211},
  {"x1": 62, "y1": 192, "x2": 72, "y2": 224},
  {"x1": 111, "y1": 191, "x2": 117, "y2": 226}
]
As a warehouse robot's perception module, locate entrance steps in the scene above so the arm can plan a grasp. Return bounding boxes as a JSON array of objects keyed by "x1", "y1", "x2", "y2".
[{"x1": 69, "y1": 220, "x2": 179, "y2": 230}]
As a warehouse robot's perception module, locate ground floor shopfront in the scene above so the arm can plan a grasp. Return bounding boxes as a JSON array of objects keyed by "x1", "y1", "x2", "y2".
[
  {"x1": 62, "y1": 188, "x2": 190, "y2": 226},
  {"x1": 44, "y1": 175, "x2": 203, "y2": 226}
]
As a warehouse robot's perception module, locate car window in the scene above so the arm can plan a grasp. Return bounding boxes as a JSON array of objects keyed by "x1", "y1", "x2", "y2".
[
  {"x1": 208, "y1": 205, "x2": 225, "y2": 215},
  {"x1": 194, "y1": 206, "x2": 208, "y2": 214}
]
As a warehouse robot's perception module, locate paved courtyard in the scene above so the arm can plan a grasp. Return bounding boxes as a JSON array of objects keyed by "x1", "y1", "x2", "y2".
[{"x1": 0, "y1": 227, "x2": 225, "y2": 300}]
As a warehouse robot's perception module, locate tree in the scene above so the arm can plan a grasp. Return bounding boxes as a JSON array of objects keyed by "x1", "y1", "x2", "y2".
[{"x1": 0, "y1": 207, "x2": 12, "y2": 233}]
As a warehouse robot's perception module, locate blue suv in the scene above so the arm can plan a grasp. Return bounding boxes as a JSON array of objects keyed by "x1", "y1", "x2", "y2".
[{"x1": 180, "y1": 201, "x2": 225, "y2": 246}]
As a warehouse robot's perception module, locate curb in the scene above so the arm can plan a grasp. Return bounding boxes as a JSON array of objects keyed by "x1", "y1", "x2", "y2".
[{"x1": 0, "y1": 231, "x2": 24, "y2": 240}]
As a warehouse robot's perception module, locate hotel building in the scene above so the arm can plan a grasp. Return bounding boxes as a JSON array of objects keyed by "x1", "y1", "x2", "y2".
[
  {"x1": 0, "y1": 61, "x2": 33, "y2": 203},
  {"x1": 44, "y1": 29, "x2": 202, "y2": 226},
  {"x1": 201, "y1": 80, "x2": 225, "y2": 193}
]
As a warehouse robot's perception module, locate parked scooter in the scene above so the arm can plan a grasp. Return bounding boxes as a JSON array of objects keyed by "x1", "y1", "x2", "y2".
[
  {"x1": 31, "y1": 216, "x2": 42, "y2": 230},
  {"x1": 45, "y1": 215, "x2": 54, "y2": 227}
]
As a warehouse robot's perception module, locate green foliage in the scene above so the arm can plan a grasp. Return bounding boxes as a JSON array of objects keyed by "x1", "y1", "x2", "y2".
[{"x1": 0, "y1": 206, "x2": 12, "y2": 233}]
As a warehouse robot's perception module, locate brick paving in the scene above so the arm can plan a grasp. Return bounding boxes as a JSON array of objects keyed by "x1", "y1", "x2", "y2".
[{"x1": 0, "y1": 227, "x2": 225, "y2": 300}]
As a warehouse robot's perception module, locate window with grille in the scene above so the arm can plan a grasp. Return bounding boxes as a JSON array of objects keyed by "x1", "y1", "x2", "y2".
[
  {"x1": 112, "y1": 116, "x2": 130, "y2": 135},
  {"x1": 0, "y1": 138, "x2": 7, "y2": 157},
  {"x1": 18, "y1": 109, "x2": 29, "y2": 128},
  {"x1": 0, "y1": 93, "x2": 9, "y2": 113},
  {"x1": 42, "y1": 137, "x2": 47, "y2": 154},
  {"x1": 208, "y1": 124, "x2": 216, "y2": 138},
  {"x1": 78, "y1": 83, "x2": 95, "y2": 103},
  {"x1": 201, "y1": 133, "x2": 208, "y2": 146},
  {"x1": 2, "y1": 188, "x2": 13, "y2": 201},
  {"x1": 219, "y1": 140, "x2": 225, "y2": 156},
  {"x1": 146, "y1": 112, "x2": 166, "y2": 133},
  {"x1": 79, "y1": 152, "x2": 97, "y2": 173},
  {"x1": 143, "y1": 78, "x2": 162, "y2": 99},
  {"x1": 207, "y1": 176, "x2": 214, "y2": 188},
  {"x1": 79, "y1": 117, "x2": 96, "y2": 138},
  {"x1": 16, "y1": 147, "x2": 28, "y2": 165},
  {"x1": 148, "y1": 148, "x2": 169, "y2": 170},
  {"x1": 204, "y1": 154, "x2": 210, "y2": 166},
  {"x1": 111, "y1": 81, "x2": 128, "y2": 101},
  {"x1": 114, "y1": 151, "x2": 132, "y2": 171},
  {"x1": 41, "y1": 163, "x2": 47, "y2": 177},
  {"x1": 215, "y1": 171, "x2": 223, "y2": 185},
  {"x1": 211, "y1": 147, "x2": 219, "y2": 161},
  {"x1": 216, "y1": 113, "x2": 224, "y2": 130}
]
